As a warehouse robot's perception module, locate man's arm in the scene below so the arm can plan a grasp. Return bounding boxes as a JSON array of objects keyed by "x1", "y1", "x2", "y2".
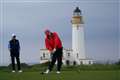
[
  {"x1": 17, "y1": 40, "x2": 20, "y2": 51},
  {"x1": 45, "y1": 38, "x2": 53, "y2": 53},
  {"x1": 8, "y1": 41, "x2": 11, "y2": 51}
]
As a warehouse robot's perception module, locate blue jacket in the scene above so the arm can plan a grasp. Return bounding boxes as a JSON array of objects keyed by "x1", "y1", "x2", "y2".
[{"x1": 8, "y1": 39, "x2": 20, "y2": 51}]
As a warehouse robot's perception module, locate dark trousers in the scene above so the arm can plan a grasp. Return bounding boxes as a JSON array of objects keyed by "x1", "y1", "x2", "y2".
[
  {"x1": 10, "y1": 50, "x2": 21, "y2": 70},
  {"x1": 48, "y1": 48, "x2": 63, "y2": 71}
]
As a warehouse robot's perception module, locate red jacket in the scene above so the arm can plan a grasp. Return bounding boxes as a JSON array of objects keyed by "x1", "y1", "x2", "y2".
[{"x1": 45, "y1": 32, "x2": 62, "y2": 51}]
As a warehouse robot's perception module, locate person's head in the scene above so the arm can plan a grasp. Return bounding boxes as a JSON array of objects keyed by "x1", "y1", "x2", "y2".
[
  {"x1": 44, "y1": 29, "x2": 51, "y2": 36},
  {"x1": 11, "y1": 34, "x2": 16, "y2": 40},
  {"x1": 45, "y1": 29, "x2": 52, "y2": 38}
]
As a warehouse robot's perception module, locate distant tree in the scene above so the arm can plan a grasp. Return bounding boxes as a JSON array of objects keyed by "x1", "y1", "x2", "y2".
[{"x1": 115, "y1": 60, "x2": 120, "y2": 65}]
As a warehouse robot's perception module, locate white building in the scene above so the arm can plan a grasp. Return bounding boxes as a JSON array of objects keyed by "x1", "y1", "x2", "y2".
[
  {"x1": 40, "y1": 7, "x2": 93, "y2": 65},
  {"x1": 40, "y1": 48, "x2": 74, "y2": 65}
]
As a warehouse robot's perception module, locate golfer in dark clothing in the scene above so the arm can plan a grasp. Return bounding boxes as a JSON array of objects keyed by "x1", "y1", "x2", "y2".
[
  {"x1": 8, "y1": 34, "x2": 22, "y2": 73},
  {"x1": 44, "y1": 29, "x2": 63, "y2": 74}
]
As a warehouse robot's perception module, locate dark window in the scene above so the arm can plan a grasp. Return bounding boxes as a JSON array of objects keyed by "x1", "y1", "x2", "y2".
[
  {"x1": 77, "y1": 53, "x2": 79, "y2": 58},
  {"x1": 89, "y1": 61, "x2": 91, "y2": 64},
  {"x1": 40, "y1": 57, "x2": 42, "y2": 60},
  {"x1": 67, "y1": 53, "x2": 70, "y2": 57},
  {"x1": 80, "y1": 61, "x2": 83, "y2": 65},
  {"x1": 73, "y1": 61, "x2": 76, "y2": 65},
  {"x1": 43, "y1": 53, "x2": 45, "y2": 58},
  {"x1": 66, "y1": 60, "x2": 70, "y2": 66}
]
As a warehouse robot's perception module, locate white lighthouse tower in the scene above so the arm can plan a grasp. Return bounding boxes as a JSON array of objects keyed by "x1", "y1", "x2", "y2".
[{"x1": 71, "y1": 7, "x2": 93, "y2": 65}]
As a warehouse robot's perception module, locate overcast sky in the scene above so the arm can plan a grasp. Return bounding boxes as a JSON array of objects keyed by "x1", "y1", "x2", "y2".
[{"x1": 0, "y1": 0, "x2": 119, "y2": 65}]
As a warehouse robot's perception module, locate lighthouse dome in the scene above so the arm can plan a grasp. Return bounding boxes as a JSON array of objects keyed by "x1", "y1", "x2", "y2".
[{"x1": 74, "y1": 7, "x2": 81, "y2": 15}]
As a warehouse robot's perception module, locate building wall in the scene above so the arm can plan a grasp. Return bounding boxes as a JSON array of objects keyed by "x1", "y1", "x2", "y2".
[{"x1": 40, "y1": 48, "x2": 93, "y2": 65}]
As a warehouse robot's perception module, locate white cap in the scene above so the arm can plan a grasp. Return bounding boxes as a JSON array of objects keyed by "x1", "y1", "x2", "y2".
[{"x1": 12, "y1": 33, "x2": 16, "y2": 37}]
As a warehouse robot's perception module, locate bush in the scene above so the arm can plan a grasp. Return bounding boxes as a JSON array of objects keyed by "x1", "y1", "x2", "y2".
[
  {"x1": 8, "y1": 63, "x2": 29, "y2": 68},
  {"x1": 115, "y1": 60, "x2": 120, "y2": 65}
]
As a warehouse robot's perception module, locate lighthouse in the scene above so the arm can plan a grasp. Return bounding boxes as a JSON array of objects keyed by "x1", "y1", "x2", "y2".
[{"x1": 71, "y1": 7, "x2": 92, "y2": 65}]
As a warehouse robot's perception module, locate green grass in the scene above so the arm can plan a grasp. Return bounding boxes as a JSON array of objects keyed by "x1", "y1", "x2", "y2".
[
  {"x1": 0, "y1": 70, "x2": 119, "y2": 80},
  {"x1": 0, "y1": 64, "x2": 120, "y2": 80}
]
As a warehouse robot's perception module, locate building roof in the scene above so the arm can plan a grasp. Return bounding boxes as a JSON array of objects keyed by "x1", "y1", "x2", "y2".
[{"x1": 40, "y1": 48, "x2": 72, "y2": 51}]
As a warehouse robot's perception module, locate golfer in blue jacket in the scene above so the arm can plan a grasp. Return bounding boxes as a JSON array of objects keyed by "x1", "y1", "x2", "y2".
[{"x1": 8, "y1": 34, "x2": 22, "y2": 73}]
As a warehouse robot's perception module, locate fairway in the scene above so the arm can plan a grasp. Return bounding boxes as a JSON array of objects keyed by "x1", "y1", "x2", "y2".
[{"x1": 0, "y1": 70, "x2": 119, "y2": 80}]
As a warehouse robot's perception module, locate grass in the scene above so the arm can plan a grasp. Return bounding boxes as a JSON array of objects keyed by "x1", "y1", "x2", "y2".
[
  {"x1": 0, "y1": 70, "x2": 119, "y2": 80},
  {"x1": 0, "y1": 64, "x2": 120, "y2": 80}
]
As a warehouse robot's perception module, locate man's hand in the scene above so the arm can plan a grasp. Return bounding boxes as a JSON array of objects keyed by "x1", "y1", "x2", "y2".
[
  {"x1": 47, "y1": 50, "x2": 51, "y2": 54},
  {"x1": 47, "y1": 48, "x2": 56, "y2": 54},
  {"x1": 52, "y1": 48, "x2": 56, "y2": 53}
]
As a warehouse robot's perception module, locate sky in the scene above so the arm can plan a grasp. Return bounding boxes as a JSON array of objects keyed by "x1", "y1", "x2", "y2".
[{"x1": 0, "y1": 0, "x2": 119, "y2": 65}]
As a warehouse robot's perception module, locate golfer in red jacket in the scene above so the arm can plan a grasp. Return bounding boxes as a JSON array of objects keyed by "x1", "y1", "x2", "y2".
[{"x1": 44, "y1": 29, "x2": 63, "y2": 74}]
